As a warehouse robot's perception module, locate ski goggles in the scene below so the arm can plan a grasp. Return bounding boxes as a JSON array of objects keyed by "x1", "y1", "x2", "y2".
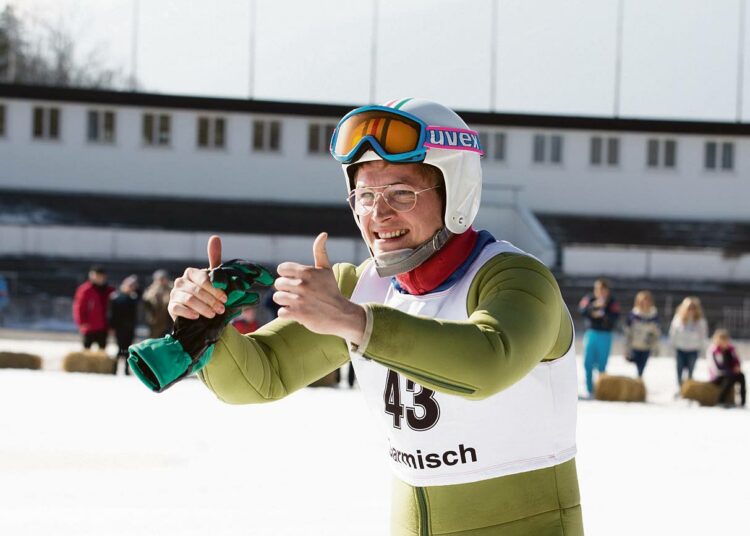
[{"x1": 330, "y1": 105, "x2": 484, "y2": 164}]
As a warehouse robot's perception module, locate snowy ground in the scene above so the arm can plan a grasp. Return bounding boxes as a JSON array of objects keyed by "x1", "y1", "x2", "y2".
[{"x1": 0, "y1": 333, "x2": 748, "y2": 535}]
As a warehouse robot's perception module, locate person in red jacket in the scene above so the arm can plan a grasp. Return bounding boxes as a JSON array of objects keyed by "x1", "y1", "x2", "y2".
[
  {"x1": 230, "y1": 306, "x2": 259, "y2": 335},
  {"x1": 72, "y1": 265, "x2": 114, "y2": 350}
]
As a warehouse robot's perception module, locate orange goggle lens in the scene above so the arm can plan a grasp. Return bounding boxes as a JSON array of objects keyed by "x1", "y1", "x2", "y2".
[{"x1": 333, "y1": 111, "x2": 422, "y2": 158}]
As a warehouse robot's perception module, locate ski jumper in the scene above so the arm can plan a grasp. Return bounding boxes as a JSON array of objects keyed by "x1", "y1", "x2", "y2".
[{"x1": 198, "y1": 236, "x2": 582, "y2": 535}]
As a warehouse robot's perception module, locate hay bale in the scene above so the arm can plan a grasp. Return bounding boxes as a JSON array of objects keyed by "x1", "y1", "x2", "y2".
[
  {"x1": 0, "y1": 351, "x2": 43, "y2": 370},
  {"x1": 309, "y1": 371, "x2": 339, "y2": 387},
  {"x1": 680, "y1": 379, "x2": 735, "y2": 406},
  {"x1": 594, "y1": 374, "x2": 646, "y2": 402},
  {"x1": 62, "y1": 350, "x2": 116, "y2": 374}
]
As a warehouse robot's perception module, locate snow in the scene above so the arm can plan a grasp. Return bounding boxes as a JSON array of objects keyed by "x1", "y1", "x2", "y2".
[{"x1": 0, "y1": 335, "x2": 748, "y2": 535}]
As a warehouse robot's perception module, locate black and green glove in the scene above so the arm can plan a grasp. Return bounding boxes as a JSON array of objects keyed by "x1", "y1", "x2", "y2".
[{"x1": 128, "y1": 260, "x2": 274, "y2": 392}]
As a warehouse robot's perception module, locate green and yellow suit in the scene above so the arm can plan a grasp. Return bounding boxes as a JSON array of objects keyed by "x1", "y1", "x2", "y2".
[{"x1": 198, "y1": 246, "x2": 583, "y2": 535}]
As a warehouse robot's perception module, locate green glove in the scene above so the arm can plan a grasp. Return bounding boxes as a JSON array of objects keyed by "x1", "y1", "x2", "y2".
[{"x1": 128, "y1": 260, "x2": 274, "y2": 392}]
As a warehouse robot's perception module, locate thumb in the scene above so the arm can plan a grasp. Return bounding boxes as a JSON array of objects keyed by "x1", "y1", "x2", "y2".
[
  {"x1": 313, "y1": 232, "x2": 331, "y2": 269},
  {"x1": 207, "y1": 235, "x2": 222, "y2": 269}
]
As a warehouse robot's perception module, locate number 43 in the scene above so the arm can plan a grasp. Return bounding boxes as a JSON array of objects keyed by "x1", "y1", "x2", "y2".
[{"x1": 383, "y1": 370, "x2": 440, "y2": 431}]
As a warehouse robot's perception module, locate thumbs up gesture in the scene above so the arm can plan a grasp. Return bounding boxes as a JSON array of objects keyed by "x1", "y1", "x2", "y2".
[
  {"x1": 168, "y1": 235, "x2": 229, "y2": 321},
  {"x1": 274, "y1": 232, "x2": 366, "y2": 345}
]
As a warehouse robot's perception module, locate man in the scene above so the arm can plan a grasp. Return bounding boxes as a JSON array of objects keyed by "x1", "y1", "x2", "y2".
[
  {"x1": 168, "y1": 99, "x2": 582, "y2": 534},
  {"x1": 109, "y1": 275, "x2": 140, "y2": 374},
  {"x1": 143, "y1": 269, "x2": 173, "y2": 338},
  {"x1": 72, "y1": 265, "x2": 114, "y2": 350},
  {"x1": 578, "y1": 278, "x2": 620, "y2": 397}
]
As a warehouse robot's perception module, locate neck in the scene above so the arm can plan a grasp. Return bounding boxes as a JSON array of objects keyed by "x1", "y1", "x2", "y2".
[{"x1": 395, "y1": 227, "x2": 479, "y2": 295}]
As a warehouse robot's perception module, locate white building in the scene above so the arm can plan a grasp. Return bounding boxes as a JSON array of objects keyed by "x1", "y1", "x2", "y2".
[{"x1": 1, "y1": 84, "x2": 749, "y2": 331}]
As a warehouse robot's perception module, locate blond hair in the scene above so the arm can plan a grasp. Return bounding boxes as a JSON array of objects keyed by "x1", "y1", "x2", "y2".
[
  {"x1": 633, "y1": 290, "x2": 654, "y2": 311},
  {"x1": 711, "y1": 328, "x2": 730, "y2": 346},
  {"x1": 675, "y1": 296, "x2": 704, "y2": 323}
]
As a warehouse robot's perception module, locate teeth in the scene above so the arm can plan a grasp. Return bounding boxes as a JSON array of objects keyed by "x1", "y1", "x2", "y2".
[{"x1": 378, "y1": 230, "x2": 407, "y2": 239}]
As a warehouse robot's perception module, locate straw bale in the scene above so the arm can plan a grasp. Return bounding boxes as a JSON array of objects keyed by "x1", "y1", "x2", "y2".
[
  {"x1": 310, "y1": 371, "x2": 339, "y2": 387},
  {"x1": 680, "y1": 380, "x2": 732, "y2": 406},
  {"x1": 0, "y1": 351, "x2": 43, "y2": 370},
  {"x1": 594, "y1": 374, "x2": 647, "y2": 402},
  {"x1": 62, "y1": 351, "x2": 116, "y2": 374}
]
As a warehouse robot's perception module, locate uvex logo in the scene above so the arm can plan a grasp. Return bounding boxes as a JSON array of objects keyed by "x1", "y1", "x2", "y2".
[{"x1": 426, "y1": 127, "x2": 482, "y2": 153}]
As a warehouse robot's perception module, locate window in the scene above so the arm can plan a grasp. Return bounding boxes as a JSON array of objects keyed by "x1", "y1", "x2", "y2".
[
  {"x1": 476, "y1": 131, "x2": 506, "y2": 162},
  {"x1": 253, "y1": 119, "x2": 281, "y2": 152},
  {"x1": 0, "y1": 104, "x2": 5, "y2": 137},
  {"x1": 308, "y1": 122, "x2": 336, "y2": 154},
  {"x1": 87, "y1": 110, "x2": 116, "y2": 143},
  {"x1": 142, "y1": 113, "x2": 171, "y2": 146},
  {"x1": 590, "y1": 136, "x2": 619, "y2": 166},
  {"x1": 533, "y1": 134, "x2": 563, "y2": 164},
  {"x1": 646, "y1": 138, "x2": 677, "y2": 169},
  {"x1": 493, "y1": 133, "x2": 506, "y2": 161},
  {"x1": 704, "y1": 141, "x2": 734, "y2": 171},
  {"x1": 197, "y1": 116, "x2": 226, "y2": 149},
  {"x1": 32, "y1": 106, "x2": 60, "y2": 140}
]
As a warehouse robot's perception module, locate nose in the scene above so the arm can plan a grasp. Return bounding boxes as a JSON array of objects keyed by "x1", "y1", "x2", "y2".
[{"x1": 370, "y1": 192, "x2": 394, "y2": 220}]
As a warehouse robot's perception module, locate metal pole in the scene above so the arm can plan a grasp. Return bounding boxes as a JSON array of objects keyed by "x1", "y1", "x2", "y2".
[
  {"x1": 737, "y1": 0, "x2": 746, "y2": 121},
  {"x1": 130, "y1": 0, "x2": 139, "y2": 90},
  {"x1": 369, "y1": 0, "x2": 379, "y2": 103},
  {"x1": 489, "y1": 0, "x2": 498, "y2": 111},
  {"x1": 613, "y1": 0, "x2": 624, "y2": 117},
  {"x1": 249, "y1": 0, "x2": 257, "y2": 99}
]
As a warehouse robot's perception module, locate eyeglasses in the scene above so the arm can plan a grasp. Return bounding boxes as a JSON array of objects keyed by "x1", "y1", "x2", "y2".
[{"x1": 347, "y1": 184, "x2": 441, "y2": 216}]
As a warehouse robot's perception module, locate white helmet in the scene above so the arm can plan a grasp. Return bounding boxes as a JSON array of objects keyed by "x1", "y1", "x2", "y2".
[
  {"x1": 340, "y1": 98, "x2": 482, "y2": 235},
  {"x1": 333, "y1": 98, "x2": 483, "y2": 276}
]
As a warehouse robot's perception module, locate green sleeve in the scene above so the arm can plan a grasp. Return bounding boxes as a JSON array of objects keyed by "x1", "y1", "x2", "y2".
[
  {"x1": 362, "y1": 253, "x2": 573, "y2": 400},
  {"x1": 197, "y1": 261, "x2": 367, "y2": 404}
]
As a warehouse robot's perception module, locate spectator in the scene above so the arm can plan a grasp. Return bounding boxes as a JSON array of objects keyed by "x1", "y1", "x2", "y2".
[
  {"x1": 0, "y1": 274, "x2": 9, "y2": 325},
  {"x1": 143, "y1": 269, "x2": 173, "y2": 338},
  {"x1": 624, "y1": 290, "x2": 661, "y2": 378},
  {"x1": 231, "y1": 307, "x2": 259, "y2": 335},
  {"x1": 578, "y1": 278, "x2": 620, "y2": 397},
  {"x1": 707, "y1": 329, "x2": 746, "y2": 407},
  {"x1": 109, "y1": 275, "x2": 140, "y2": 375},
  {"x1": 72, "y1": 265, "x2": 114, "y2": 350},
  {"x1": 669, "y1": 296, "x2": 708, "y2": 387}
]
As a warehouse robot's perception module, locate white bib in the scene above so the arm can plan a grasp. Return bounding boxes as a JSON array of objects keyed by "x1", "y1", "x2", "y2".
[{"x1": 350, "y1": 241, "x2": 577, "y2": 487}]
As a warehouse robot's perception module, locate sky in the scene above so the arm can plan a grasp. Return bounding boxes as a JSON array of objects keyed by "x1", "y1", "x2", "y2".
[{"x1": 4, "y1": 0, "x2": 749, "y2": 121}]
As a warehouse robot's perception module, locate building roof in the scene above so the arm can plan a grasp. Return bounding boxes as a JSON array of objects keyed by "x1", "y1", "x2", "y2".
[
  {"x1": 0, "y1": 188, "x2": 360, "y2": 238},
  {"x1": 3, "y1": 83, "x2": 750, "y2": 135},
  {"x1": 537, "y1": 213, "x2": 750, "y2": 253}
]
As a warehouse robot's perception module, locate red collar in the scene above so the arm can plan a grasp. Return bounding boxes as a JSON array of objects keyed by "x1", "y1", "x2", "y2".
[{"x1": 395, "y1": 228, "x2": 479, "y2": 295}]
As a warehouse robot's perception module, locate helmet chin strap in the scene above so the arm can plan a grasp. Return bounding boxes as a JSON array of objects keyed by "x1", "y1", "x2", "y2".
[{"x1": 373, "y1": 227, "x2": 453, "y2": 277}]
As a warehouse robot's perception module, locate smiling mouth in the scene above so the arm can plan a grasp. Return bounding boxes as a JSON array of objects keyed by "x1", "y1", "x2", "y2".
[{"x1": 375, "y1": 230, "x2": 409, "y2": 239}]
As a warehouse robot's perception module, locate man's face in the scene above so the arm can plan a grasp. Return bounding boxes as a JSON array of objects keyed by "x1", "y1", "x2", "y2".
[
  {"x1": 353, "y1": 162, "x2": 443, "y2": 257},
  {"x1": 89, "y1": 271, "x2": 107, "y2": 285}
]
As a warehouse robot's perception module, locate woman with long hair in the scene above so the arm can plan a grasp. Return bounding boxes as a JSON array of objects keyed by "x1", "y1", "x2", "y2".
[
  {"x1": 669, "y1": 297, "x2": 708, "y2": 387},
  {"x1": 624, "y1": 290, "x2": 660, "y2": 378}
]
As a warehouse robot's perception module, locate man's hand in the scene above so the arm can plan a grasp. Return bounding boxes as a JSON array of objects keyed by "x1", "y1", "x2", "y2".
[
  {"x1": 274, "y1": 232, "x2": 366, "y2": 346},
  {"x1": 168, "y1": 235, "x2": 228, "y2": 321}
]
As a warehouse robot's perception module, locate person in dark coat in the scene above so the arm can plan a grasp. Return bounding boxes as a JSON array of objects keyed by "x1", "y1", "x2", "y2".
[
  {"x1": 72, "y1": 265, "x2": 114, "y2": 350},
  {"x1": 109, "y1": 275, "x2": 140, "y2": 375}
]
